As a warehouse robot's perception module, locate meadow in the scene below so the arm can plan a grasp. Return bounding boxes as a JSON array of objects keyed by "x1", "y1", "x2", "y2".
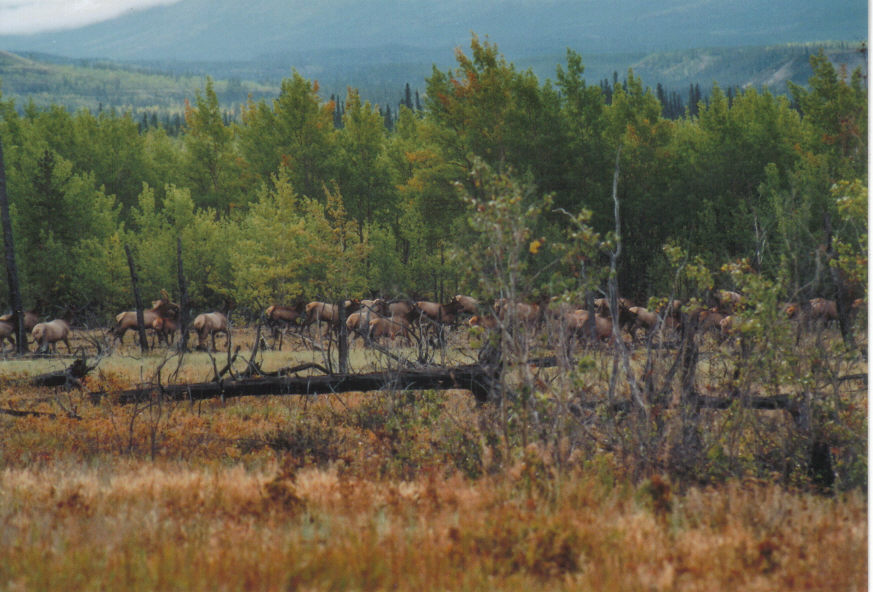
[{"x1": 0, "y1": 324, "x2": 867, "y2": 591}]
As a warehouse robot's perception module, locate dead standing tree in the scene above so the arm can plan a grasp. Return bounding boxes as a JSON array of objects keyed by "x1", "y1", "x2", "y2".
[{"x1": 124, "y1": 245, "x2": 149, "y2": 354}]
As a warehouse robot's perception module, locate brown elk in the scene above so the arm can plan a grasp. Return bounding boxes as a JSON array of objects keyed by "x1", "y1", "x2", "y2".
[
  {"x1": 566, "y1": 309, "x2": 613, "y2": 342},
  {"x1": 808, "y1": 298, "x2": 838, "y2": 325},
  {"x1": 192, "y1": 312, "x2": 229, "y2": 352},
  {"x1": 113, "y1": 292, "x2": 180, "y2": 346},
  {"x1": 0, "y1": 310, "x2": 38, "y2": 331},
  {"x1": 417, "y1": 299, "x2": 463, "y2": 325},
  {"x1": 369, "y1": 315, "x2": 412, "y2": 346},
  {"x1": 305, "y1": 300, "x2": 361, "y2": 337},
  {"x1": 627, "y1": 306, "x2": 659, "y2": 341},
  {"x1": 698, "y1": 308, "x2": 727, "y2": 336},
  {"x1": 0, "y1": 311, "x2": 39, "y2": 350},
  {"x1": 493, "y1": 299, "x2": 540, "y2": 325},
  {"x1": 265, "y1": 302, "x2": 306, "y2": 350},
  {"x1": 715, "y1": 290, "x2": 743, "y2": 314},
  {"x1": 0, "y1": 320, "x2": 15, "y2": 352},
  {"x1": 468, "y1": 315, "x2": 498, "y2": 329},
  {"x1": 151, "y1": 316, "x2": 178, "y2": 346},
  {"x1": 346, "y1": 299, "x2": 388, "y2": 344},
  {"x1": 453, "y1": 294, "x2": 479, "y2": 315},
  {"x1": 32, "y1": 319, "x2": 72, "y2": 354},
  {"x1": 385, "y1": 300, "x2": 419, "y2": 323}
]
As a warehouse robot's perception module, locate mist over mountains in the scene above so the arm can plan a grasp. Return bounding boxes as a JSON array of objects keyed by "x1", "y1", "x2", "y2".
[{"x1": 0, "y1": 0, "x2": 866, "y2": 64}]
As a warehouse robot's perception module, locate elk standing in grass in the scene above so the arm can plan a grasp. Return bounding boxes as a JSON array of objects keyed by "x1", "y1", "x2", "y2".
[
  {"x1": 32, "y1": 319, "x2": 72, "y2": 354},
  {"x1": 192, "y1": 312, "x2": 229, "y2": 352},
  {"x1": 0, "y1": 319, "x2": 15, "y2": 352},
  {"x1": 265, "y1": 302, "x2": 306, "y2": 350},
  {"x1": 113, "y1": 291, "x2": 179, "y2": 346}
]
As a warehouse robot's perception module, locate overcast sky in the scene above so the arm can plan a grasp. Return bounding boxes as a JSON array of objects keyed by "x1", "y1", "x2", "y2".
[{"x1": 0, "y1": 0, "x2": 181, "y2": 35}]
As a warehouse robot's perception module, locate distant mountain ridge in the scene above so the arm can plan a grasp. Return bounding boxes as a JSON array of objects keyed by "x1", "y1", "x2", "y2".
[
  {"x1": 1, "y1": 42, "x2": 864, "y2": 117},
  {"x1": 0, "y1": 0, "x2": 866, "y2": 63}
]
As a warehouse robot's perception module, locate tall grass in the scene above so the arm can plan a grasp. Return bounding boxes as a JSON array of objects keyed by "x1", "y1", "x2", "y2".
[{"x1": 0, "y1": 324, "x2": 866, "y2": 590}]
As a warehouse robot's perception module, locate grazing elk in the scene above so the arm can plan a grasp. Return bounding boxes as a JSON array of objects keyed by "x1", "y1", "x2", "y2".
[
  {"x1": 151, "y1": 316, "x2": 178, "y2": 347},
  {"x1": 113, "y1": 292, "x2": 180, "y2": 346},
  {"x1": 493, "y1": 299, "x2": 541, "y2": 333},
  {"x1": 468, "y1": 315, "x2": 498, "y2": 330},
  {"x1": 593, "y1": 297, "x2": 636, "y2": 334},
  {"x1": 369, "y1": 315, "x2": 412, "y2": 346},
  {"x1": 32, "y1": 319, "x2": 72, "y2": 354},
  {"x1": 265, "y1": 302, "x2": 306, "y2": 350},
  {"x1": 0, "y1": 311, "x2": 39, "y2": 350},
  {"x1": 385, "y1": 300, "x2": 419, "y2": 323},
  {"x1": 807, "y1": 297, "x2": 838, "y2": 326},
  {"x1": 715, "y1": 290, "x2": 743, "y2": 314},
  {"x1": 453, "y1": 294, "x2": 479, "y2": 316},
  {"x1": 417, "y1": 299, "x2": 464, "y2": 344},
  {"x1": 698, "y1": 308, "x2": 727, "y2": 337},
  {"x1": 0, "y1": 310, "x2": 38, "y2": 332},
  {"x1": 627, "y1": 306, "x2": 659, "y2": 342},
  {"x1": 0, "y1": 320, "x2": 15, "y2": 352},
  {"x1": 566, "y1": 309, "x2": 613, "y2": 343},
  {"x1": 192, "y1": 312, "x2": 229, "y2": 352},
  {"x1": 346, "y1": 299, "x2": 388, "y2": 345},
  {"x1": 305, "y1": 300, "x2": 361, "y2": 338}
]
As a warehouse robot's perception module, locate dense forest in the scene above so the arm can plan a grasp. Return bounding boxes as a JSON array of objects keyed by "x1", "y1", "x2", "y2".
[{"x1": 0, "y1": 36, "x2": 866, "y2": 322}]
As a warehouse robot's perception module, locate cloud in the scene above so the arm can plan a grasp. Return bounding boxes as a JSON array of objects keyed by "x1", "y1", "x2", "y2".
[{"x1": 0, "y1": 0, "x2": 182, "y2": 35}]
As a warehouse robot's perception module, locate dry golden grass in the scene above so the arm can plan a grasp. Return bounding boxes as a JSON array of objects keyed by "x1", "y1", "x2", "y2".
[
  {"x1": 0, "y1": 457, "x2": 865, "y2": 591},
  {"x1": 0, "y1": 332, "x2": 867, "y2": 591}
]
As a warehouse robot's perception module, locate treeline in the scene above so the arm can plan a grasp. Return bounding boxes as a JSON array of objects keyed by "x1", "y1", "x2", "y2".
[{"x1": 0, "y1": 36, "x2": 866, "y2": 321}]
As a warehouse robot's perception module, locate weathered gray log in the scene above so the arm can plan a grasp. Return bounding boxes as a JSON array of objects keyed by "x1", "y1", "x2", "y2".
[
  {"x1": 28, "y1": 357, "x2": 94, "y2": 388},
  {"x1": 0, "y1": 407, "x2": 81, "y2": 419},
  {"x1": 571, "y1": 392, "x2": 798, "y2": 415},
  {"x1": 93, "y1": 363, "x2": 497, "y2": 406}
]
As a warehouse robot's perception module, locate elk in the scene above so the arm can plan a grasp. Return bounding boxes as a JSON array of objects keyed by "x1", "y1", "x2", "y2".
[
  {"x1": 192, "y1": 312, "x2": 229, "y2": 352},
  {"x1": 265, "y1": 302, "x2": 306, "y2": 350},
  {"x1": 452, "y1": 294, "x2": 479, "y2": 316},
  {"x1": 113, "y1": 291, "x2": 180, "y2": 346},
  {"x1": 368, "y1": 315, "x2": 412, "y2": 346},
  {"x1": 0, "y1": 310, "x2": 38, "y2": 331},
  {"x1": 0, "y1": 320, "x2": 15, "y2": 352},
  {"x1": 32, "y1": 319, "x2": 72, "y2": 354},
  {"x1": 346, "y1": 299, "x2": 388, "y2": 345},
  {"x1": 305, "y1": 300, "x2": 361, "y2": 338},
  {"x1": 0, "y1": 311, "x2": 39, "y2": 351},
  {"x1": 151, "y1": 316, "x2": 178, "y2": 347}
]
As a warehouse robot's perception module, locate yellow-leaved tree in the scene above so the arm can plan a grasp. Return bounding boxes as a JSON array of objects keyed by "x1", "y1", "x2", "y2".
[{"x1": 231, "y1": 168, "x2": 368, "y2": 310}]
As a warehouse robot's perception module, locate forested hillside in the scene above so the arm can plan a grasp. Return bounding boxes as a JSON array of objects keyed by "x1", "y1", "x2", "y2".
[
  {"x1": 0, "y1": 37, "x2": 866, "y2": 322},
  {"x1": 0, "y1": 42, "x2": 865, "y2": 119}
]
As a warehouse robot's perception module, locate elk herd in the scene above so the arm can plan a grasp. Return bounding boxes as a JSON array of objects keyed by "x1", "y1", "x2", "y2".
[{"x1": 0, "y1": 289, "x2": 863, "y2": 356}]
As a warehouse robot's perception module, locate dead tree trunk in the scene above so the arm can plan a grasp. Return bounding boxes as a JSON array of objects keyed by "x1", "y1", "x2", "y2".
[
  {"x1": 176, "y1": 237, "x2": 190, "y2": 352},
  {"x1": 824, "y1": 213, "x2": 856, "y2": 349},
  {"x1": 124, "y1": 245, "x2": 149, "y2": 353},
  {"x1": 337, "y1": 299, "x2": 349, "y2": 374},
  {"x1": 0, "y1": 138, "x2": 26, "y2": 355}
]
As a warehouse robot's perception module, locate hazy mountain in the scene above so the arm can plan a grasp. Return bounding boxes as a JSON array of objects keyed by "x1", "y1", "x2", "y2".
[
  {"x1": 2, "y1": 42, "x2": 864, "y2": 119},
  {"x1": 0, "y1": 0, "x2": 866, "y2": 63}
]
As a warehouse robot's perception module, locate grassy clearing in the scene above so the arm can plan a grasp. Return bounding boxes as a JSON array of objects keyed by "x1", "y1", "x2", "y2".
[{"x1": 0, "y1": 326, "x2": 866, "y2": 590}]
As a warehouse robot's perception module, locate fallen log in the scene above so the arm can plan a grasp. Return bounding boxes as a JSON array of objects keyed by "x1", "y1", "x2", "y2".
[
  {"x1": 570, "y1": 391, "x2": 801, "y2": 416},
  {"x1": 9, "y1": 356, "x2": 97, "y2": 389},
  {"x1": 91, "y1": 363, "x2": 498, "y2": 406},
  {"x1": 0, "y1": 407, "x2": 81, "y2": 420}
]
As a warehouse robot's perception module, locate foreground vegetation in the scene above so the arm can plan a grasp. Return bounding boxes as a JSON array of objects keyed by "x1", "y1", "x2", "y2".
[{"x1": 0, "y1": 327, "x2": 867, "y2": 590}]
